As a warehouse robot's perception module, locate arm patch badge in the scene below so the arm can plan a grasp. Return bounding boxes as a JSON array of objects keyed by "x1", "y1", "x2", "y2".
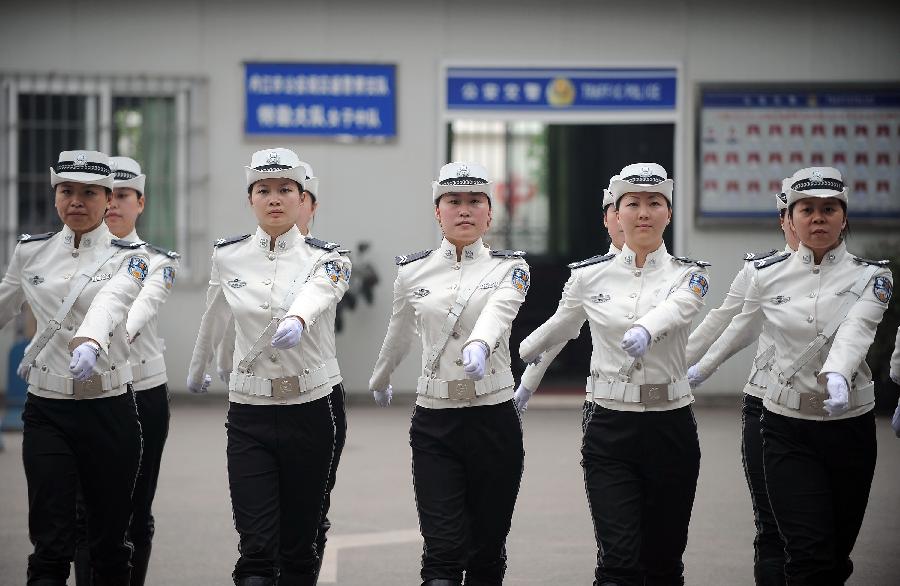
[
  {"x1": 163, "y1": 266, "x2": 176, "y2": 290},
  {"x1": 873, "y1": 276, "x2": 892, "y2": 303},
  {"x1": 127, "y1": 256, "x2": 149, "y2": 282},
  {"x1": 341, "y1": 263, "x2": 352, "y2": 283},
  {"x1": 689, "y1": 273, "x2": 709, "y2": 298},
  {"x1": 511, "y1": 267, "x2": 530, "y2": 295},
  {"x1": 324, "y1": 261, "x2": 341, "y2": 284}
]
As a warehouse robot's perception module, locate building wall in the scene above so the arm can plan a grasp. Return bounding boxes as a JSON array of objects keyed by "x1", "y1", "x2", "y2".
[{"x1": 1, "y1": 0, "x2": 898, "y2": 395}]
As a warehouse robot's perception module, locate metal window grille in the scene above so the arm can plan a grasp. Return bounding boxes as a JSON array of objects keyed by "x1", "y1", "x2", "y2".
[{"x1": 0, "y1": 72, "x2": 208, "y2": 276}]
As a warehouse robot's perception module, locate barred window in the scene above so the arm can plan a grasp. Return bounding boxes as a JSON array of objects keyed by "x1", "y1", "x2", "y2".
[{"x1": 0, "y1": 73, "x2": 207, "y2": 274}]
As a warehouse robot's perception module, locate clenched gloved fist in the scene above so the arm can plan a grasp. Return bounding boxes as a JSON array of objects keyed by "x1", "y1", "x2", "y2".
[
  {"x1": 514, "y1": 384, "x2": 534, "y2": 413},
  {"x1": 687, "y1": 365, "x2": 707, "y2": 389},
  {"x1": 271, "y1": 316, "x2": 304, "y2": 349},
  {"x1": 17, "y1": 361, "x2": 31, "y2": 381},
  {"x1": 69, "y1": 342, "x2": 100, "y2": 381},
  {"x1": 621, "y1": 326, "x2": 650, "y2": 359},
  {"x1": 462, "y1": 342, "x2": 489, "y2": 381},
  {"x1": 891, "y1": 405, "x2": 900, "y2": 438},
  {"x1": 372, "y1": 385, "x2": 392, "y2": 407},
  {"x1": 217, "y1": 367, "x2": 231, "y2": 387},
  {"x1": 187, "y1": 374, "x2": 212, "y2": 394},
  {"x1": 823, "y1": 372, "x2": 849, "y2": 417}
]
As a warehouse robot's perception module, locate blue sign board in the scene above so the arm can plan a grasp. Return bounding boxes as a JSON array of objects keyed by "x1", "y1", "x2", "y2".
[
  {"x1": 245, "y1": 62, "x2": 396, "y2": 138},
  {"x1": 446, "y1": 67, "x2": 677, "y2": 110}
]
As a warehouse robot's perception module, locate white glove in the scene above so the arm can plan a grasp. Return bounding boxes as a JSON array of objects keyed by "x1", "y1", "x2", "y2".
[
  {"x1": 891, "y1": 405, "x2": 900, "y2": 438},
  {"x1": 890, "y1": 369, "x2": 900, "y2": 385},
  {"x1": 514, "y1": 384, "x2": 534, "y2": 413},
  {"x1": 372, "y1": 385, "x2": 392, "y2": 407},
  {"x1": 687, "y1": 365, "x2": 707, "y2": 389},
  {"x1": 271, "y1": 316, "x2": 304, "y2": 349},
  {"x1": 187, "y1": 374, "x2": 212, "y2": 394},
  {"x1": 69, "y1": 342, "x2": 99, "y2": 381},
  {"x1": 621, "y1": 326, "x2": 650, "y2": 358},
  {"x1": 823, "y1": 372, "x2": 849, "y2": 417},
  {"x1": 217, "y1": 367, "x2": 231, "y2": 387},
  {"x1": 17, "y1": 361, "x2": 31, "y2": 381},
  {"x1": 462, "y1": 342, "x2": 488, "y2": 381}
]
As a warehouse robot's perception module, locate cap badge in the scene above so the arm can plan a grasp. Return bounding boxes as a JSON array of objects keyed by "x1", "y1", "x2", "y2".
[
  {"x1": 457, "y1": 164, "x2": 469, "y2": 177},
  {"x1": 267, "y1": 152, "x2": 280, "y2": 165},
  {"x1": 811, "y1": 170, "x2": 823, "y2": 182},
  {"x1": 74, "y1": 153, "x2": 87, "y2": 167},
  {"x1": 640, "y1": 166, "x2": 651, "y2": 177}
]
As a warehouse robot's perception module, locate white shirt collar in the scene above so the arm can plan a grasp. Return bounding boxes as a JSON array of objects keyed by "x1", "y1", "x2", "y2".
[
  {"x1": 618, "y1": 241, "x2": 668, "y2": 268},
  {"x1": 796, "y1": 240, "x2": 846, "y2": 265},
  {"x1": 256, "y1": 225, "x2": 302, "y2": 253},
  {"x1": 439, "y1": 237, "x2": 488, "y2": 263},
  {"x1": 61, "y1": 222, "x2": 110, "y2": 249}
]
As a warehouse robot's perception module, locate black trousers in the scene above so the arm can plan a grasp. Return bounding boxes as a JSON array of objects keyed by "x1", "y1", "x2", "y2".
[
  {"x1": 316, "y1": 384, "x2": 347, "y2": 560},
  {"x1": 741, "y1": 394, "x2": 786, "y2": 586},
  {"x1": 581, "y1": 403, "x2": 701, "y2": 586},
  {"x1": 22, "y1": 390, "x2": 142, "y2": 585},
  {"x1": 226, "y1": 395, "x2": 336, "y2": 585},
  {"x1": 410, "y1": 400, "x2": 524, "y2": 586},
  {"x1": 761, "y1": 409, "x2": 876, "y2": 586}
]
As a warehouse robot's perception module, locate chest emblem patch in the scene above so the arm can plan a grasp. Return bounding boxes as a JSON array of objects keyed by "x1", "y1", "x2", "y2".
[
  {"x1": 227, "y1": 278, "x2": 246, "y2": 288},
  {"x1": 511, "y1": 267, "x2": 530, "y2": 295},
  {"x1": 127, "y1": 257, "x2": 149, "y2": 282},
  {"x1": 413, "y1": 287, "x2": 430, "y2": 298},
  {"x1": 771, "y1": 295, "x2": 791, "y2": 305},
  {"x1": 688, "y1": 273, "x2": 708, "y2": 298},
  {"x1": 163, "y1": 267, "x2": 176, "y2": 290},
  {"x1": 30, "y1": 275, "x2": 44, "y2": 285},
  {"x1": 590, "y1": 293, "x2": 611, "y2": 303},
  {"x1": 873, "y1": 276, "x2": 892, "y2": 303},
  {"x1": 324, "y1": 261, "x2": 341, "y2": 284}
]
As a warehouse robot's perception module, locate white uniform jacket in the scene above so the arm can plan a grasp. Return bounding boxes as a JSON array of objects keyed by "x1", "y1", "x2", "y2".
[
  {"x1": 686, "y1": 247, "x2": 792, "y2": 399},
  {"x1": 215, "y1": 236, "x2": 350, "y2": 388},
  {"x1": 519, "y1": 243, "x2": 709, "y2": 412},
  {"x1": 891, "y1": 327, "x2": 900, "y2": 377},
  {"x1": 187, "y1": 226, "x2": 349, "y2": 406},
  {"x1": 369, "y1": 238, "x2": 529, "y2": 410},
  {"x1": 696, "y1": 242, "x2": 891, "y2": 421},
  {"x1": 0, "y1": 223, "x2": 149, "y2": 399},
  {"x1": 121, "y1": 229, "x2": 179, "y2": 391},
  {"x1": 520, "y1": 244, "x2": 620, "y2": 393}
]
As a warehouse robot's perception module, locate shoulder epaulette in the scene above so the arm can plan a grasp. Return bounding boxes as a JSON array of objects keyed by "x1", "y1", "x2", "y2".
[
  {"x1": 754, "y1": 252, "x2": 791, "y2": 270},
  {"x1": 852, "y1": 256, "x2": 890, "y2": 267},
  {"x1": 395, "y1": 249, "x2": 433, "y2": 265},
  {"x1": 743, "y1": 249, "x2": 778, "y2": 262},
  {"x1": 305, "y1": 237, "x2": 340, "y2": 251},
  {"x1": 337, "y1": 248, "x2": 351, "y2": 256},
  {"x1": 491, "y1": 249, "x2": 527, "y2": 259},
  {"x1": 568, "y1": 253, "x2": 615, "y2": 270},
  {"x1": 144, "y1": 243, "x2": 181, "y2": 259},
  {"x1": 674, "y1": 255, "x2": 711, "y2": 267},
  {"x1": 111, "y1": 238, "x2": 145, "y2": 249},
  {"x1": 214, "y1": 234, "x2": 251, "y2": 248},
  {"x1": 17, "y1": 232, "x2": 55, "y2": 243}
]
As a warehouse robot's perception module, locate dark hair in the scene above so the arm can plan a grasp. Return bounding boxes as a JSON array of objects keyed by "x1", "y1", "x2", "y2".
[
  {"x1": 787, "y1": 199, "x2": 850, "y2": 239},
  {"x1": 435, "y1": 192, "x2": 492, "y2": 210},
  {"x1": 247, "y1": 179, "x2": 304, "y2": 196},
  {"x1": 51, "y1": 185, "x2": 112, "y2": 196},
  {"x1": 614, "y1": 193, "x2": 672, "y2": 211}
]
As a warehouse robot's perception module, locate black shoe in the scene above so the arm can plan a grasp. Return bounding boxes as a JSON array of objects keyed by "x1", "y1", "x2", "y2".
[
  {"x1": 129, "y1": 544, "x2": 152, "y2": 586},
  {"x1": 423, "y1": 580, "x2": 463, "y2": 586},
  {"x1": 278, "y1": 572, "x2": 317, "y2": 586},
  {"x1": 236, "y1": 577, "x2": 276, "y2": 586},
  {"x1": 74, "y1": 545, "x2": 92, "y2": 586}
]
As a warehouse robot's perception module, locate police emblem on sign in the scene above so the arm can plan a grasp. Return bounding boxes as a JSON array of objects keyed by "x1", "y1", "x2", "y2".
[
  {"x1": 324, "y1": 261, "x2": 341, "y2": 284},
  {"x1": 163, "y1": 267, "x2": 176, "y2": 290},
  {"x1": 127, "y1": 257, "x2": 149, "y2": 282},
  {"x1": 873, "y1": 276, "x2": 892, "y2": 303},
  {"x1": 689, "y1": 274, "x2": 709, "y2": 298},
  {"x1": 511, "y1": 267, "x2": 530, "y2": 295}
]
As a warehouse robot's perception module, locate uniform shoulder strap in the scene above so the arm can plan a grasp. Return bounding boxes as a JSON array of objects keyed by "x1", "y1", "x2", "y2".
[
  {"x1": 852, "y1": 256, "x2": 890, "y2": 267},
  {"x1": 337, "y1": 248, "x2": 351, "y2": 256},
  {"x1": 673, "y1": 255, "x2": 712, "y2": 267},
  {"x1": 754, "y1": 252, "x2": 791, "y2": 270},
  {"x1": 17, "y1": 232, "x2": 56, "y2": 243},
  {"x1": 743, "y1": 249, "x2": 778, "y2": 262},
  {"x1": 490, "y1": 249, "x2": 527, "y2": 259},
  {"x1": 395, "y1": 249, "x2": 433, "y2": 265},
  {"x1": 305, "y1": 236, "x2": 341, "y2": 251},
  {"x1": 144, "y1": 242, "x2": 181, "y2": 259},
  {"x1": 567, "y1": 253, "x2": 615, "y2": 270},
  {"x1": 111, "y1": 238, "x2": 146, "y2": 249},
  {"x1": 214, "y1": 234, "x2": 251, "y2": 248}
]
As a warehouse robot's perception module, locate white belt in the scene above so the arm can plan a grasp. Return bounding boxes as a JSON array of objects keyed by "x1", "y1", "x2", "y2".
[
  {"x1": 765, "y1": 380, "x2": 875, "y2": 416},
  {"x1": 416, "y1": 369, "x2": 514, "y2": 400},
  {"x1": 586, "y1": 376, "x2": 692, "y2": 405},
  {"x1": 27, "y1": 364, "x2": 133, "y2": 399},
  {"x1": 747, "y1": 366, "x2": 769, "y2": 388},
  {"x1": 230, "y1": 363, "x2": 331, "y2": 399},
  {"x1": 130, "y1": 354, "x2": 166, "y2": 382}
]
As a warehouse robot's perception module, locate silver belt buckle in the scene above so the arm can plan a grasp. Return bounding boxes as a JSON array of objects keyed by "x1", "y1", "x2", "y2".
[
  {"x1": 271, "y1": 376, "x2": 301, "y2": 399},
  {"x1": 798, "y1": 392, "x2": 827, "y2": 416},
  {"x1": 640, "y1": 383, "x2": 668, "y2": 405},
  {"x1": 73, "y1": 376, "x2": 105, "y2": 399},
  {"x1": 447, "y1": 379, "x2": 477, "y2": 401}
]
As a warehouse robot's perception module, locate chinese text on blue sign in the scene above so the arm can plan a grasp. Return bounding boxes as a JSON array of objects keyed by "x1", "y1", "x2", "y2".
[
  {"x1": 446, "y1": 67, "x2": 677, "y2": 110},
  {"x1": 245, "y1": 63, "x2": 396, "y2": 138}
]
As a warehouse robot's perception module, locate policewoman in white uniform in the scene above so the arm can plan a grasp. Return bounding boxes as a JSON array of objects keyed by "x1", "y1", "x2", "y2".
[
  {"x1": 890, "y1": 329, "x2": 900, "y2": 436},
  {"x1": 369, "y1": 162, "x2": 529, "y2": 586},
  {"x1": 514, "y1": 178, "x2": 624, "y2": 414},
  {"x1": 684, "y1": 179, "x2": 798, "y2": 586},
  {"x1": 691, "y1": 167, "x2": 891, "y2": 584},
  {"x1": 72, "y1": 156, "x2": 179, "y2": 586},
  {"x1": 520, "y1": 163, "x2": 708, "y2": 586},
  {"x1": 212, "y1": 160, "x2": 350, "y2": 579},
  {"x1": 187, "y1": 148, "x2": 348, "y2": 586},
  {"x1": 0, "y1": 150, "x2": 148, "y2": 586}
]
